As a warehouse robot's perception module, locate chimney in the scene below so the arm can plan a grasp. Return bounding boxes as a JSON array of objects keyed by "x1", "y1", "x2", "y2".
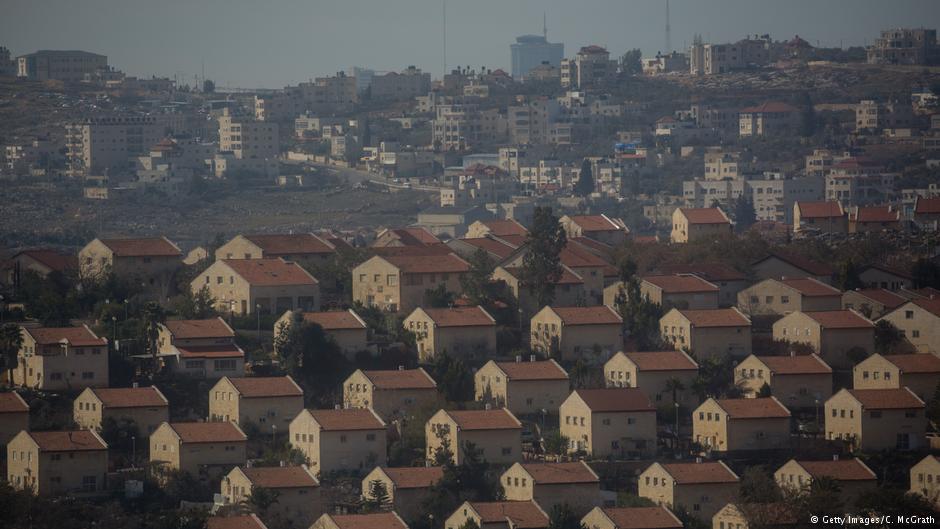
[
  {"x1": 695, "y1": 456, "x2": 702, "y2": 464},
  {"x1": 485, "y1": 403, "x2": 492, "y2": 411},
  {"x1": 832, "y1": 454, "x2": 839, "y2": 461},
  {"x1": 398, "y1": 365, "x2": 405, "y2": 371},
  {"x1": 515, "y1": 355, "x2": 522, "y2": 363},
  {"x1": 530, "y1": 355, "x2": 536, "y2": 362}
]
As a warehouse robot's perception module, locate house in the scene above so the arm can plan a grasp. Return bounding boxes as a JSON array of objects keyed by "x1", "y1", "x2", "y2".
[
  {"x1": 372, "y1": 227, "x2": 443, "y2": 248},
  {"x1": 425, "y1": 408, "x2": 522, "y2": 465},
  {"x1": 3, "y1": 249, "x2": 77, "y2": 287},
  {"x1": 824, "y1": 388, "x2": 926, "y2": 451},
  {"x1": 404, "y1": 306, "x2": 497, "y2": 362},
  {"x1": 660, "y1": 308, "x2": 752, "y2": 359},
  {"x1": 580, "y1": 506, "x2": 683, "y2": 529},
  {"x1": 7, "y1": 430, "x2": 108, "y2": 496},
  {"x1": 913, "y1": 196, "x2": 940, "y2": 230},
  {"x1": 448, "y1": 235, "x2": 521, "y2": 262},
  {"x1": 909, "y1": 455, "x2": 940, "y2": 509},
  {"x1": 736, "y1": 278, "x2": 842, "y2": 316},
  {"x1": 0, "y1": 392, "x2": 29, "y2": 448},
  {"x1": 289, "y1": 408, "x2": 387, "y2": 474},
  {"x1": 501, "y1": 462, "x2": 600, "y2": 516},
  {"x1": 692, "y1": 397, "x2": 791, "y2": 452},
  {"x1": 193, "y1": 258, "x2": 320, "y2": 315},
  {"x1": 150, "y1": 421, "x2": 247, "y2": 478},
  {"x1": 841, "y1": 288, "x2": 906, "y2": 318},
  {"x1": 207, "y1": 514, "x2": 268, "y2": 529},
  {"x1": 710, "y1": 503, "x2": 796, "y2": 529},
  {"x1": 215, "y1": 233, "x2": 339, "y2": 265},
  {"x1": 651, "y1": 263, "x2": 748, "y2": 307},
  {"x1": 466, "y1": 219, "x2": 528, "y2": 239},
  {"x1": 209, "y1": 376, "x2": 304, "y2": 428},
  {"x1": 858, "y1": 265, "x2": 913, "y2": 291},
  {"x1": 73, "y1": 386, "x2": 169, "y2": 436},
  {"x1": 559, "y1": 388, "x2": 656, "y2": 458},
  {"x1": 343, "y1": 368, "x2": 438, "y2": 420},
  {"x1": 444, "y1": 500, "x2": 549, "y2": 529},
  {"x1": 793, "y1": 201, "x2": 847, "y2": 234},
  {"x1": 362, "y1": 466, "x2": 444, "y2": 522},
  {"x1": 273, "y1": 310, "x2": 368, "y2": 357},
  {"x1": 774, "y1": 458, "x2": 876, "y2": 503},
  {"x1": 529, "y1": 306, "x2": 623, "y2": 362},
  {"x1": 603, "y1": 351, "x2": 699, "y2": 408},
  {"x1": 640, "y1": 274, "x2": 720, "y2": 310},
  {"x1": 13, "y1": 325, "x2": 108, "y2": 391},
  {"x1": 221, "y1": 465, "x2": 321, "y2": 527},
  {"x1": 670, "y1": 208, "x2": 732, "y2": 244},
  {"x1": 474, "y1": 358, "x2": 570, "y2": 417},
  {"x1": 312, "y1": 512, "x2": 409, "y2": 529},
  {"x1": 560, "y1": 214, "x2": 630, "y2": 245},
  {"x1": 637, "y1": 461, "x2": 739, "y2": 521},
  {"x1": 771, "y1": 310, "x2": 875, "y2": 368},
  {"x1": 499, "y1": 242, "x2": 616, "y2": 306},
  {"x1": 878, "y1": 298, "x2": 940, "y2": 354},
  {"x1": 157, "y1": 318, "x2": 245, "y2": 378},
  {"x1": 352, "y1": 253, "x2": 469, "y2": 313},
  {"x1": 738, "y1": 102, "x2": 799, "y2": 137},
  {"x1": 852, "y1": 353, "x2": 940, "y2": 401},
  {"x1": 491, "y1": 265, "x2": 585, "y2": 318},
  {"x1": 752, "y1": 253, "x2": 833, "y2": 284},
  {"x1": 850, "y1": 206, "x2": 901, "y2": 233},
  {"x1": 78, "y1": 237, "x2": 182, "y2": 300},
  {"x1": 734, "y1": 354, "x2": 832, "y2": 408}
]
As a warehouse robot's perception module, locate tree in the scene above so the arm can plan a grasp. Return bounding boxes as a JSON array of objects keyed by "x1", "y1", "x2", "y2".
[
  {"x1": 738, "y1": 465, "x2": 782, "y2": 504},
  {"x1": 0, "y1": 323, "x2": 23, "y2": 381},
  {"x1": 927, "y1": 380, "x2": 940, "y2": 427},
  {"x1": 619, "y1": 49, "x2": 642, "y2": 75},
  {"x1": 273, "y1": 315, "x2": 350, "y2": 406},
  {"x1": 520, "y1": 207, "x2": 567, "y2": 308},
  {"x1": 798, "y1": 91, "x2": 816, "y2": 137},
  {"x1": 460, "y1": 248, "x2": 496, "y2": 306},
  {"x1": 786, "y1": 475, "x2": 843, "y2": 523},
  {"x1": 874, "y1": 320, "x2": 904, "y2": 354},
  {"x1": 854, "y1": 487, "x2": 936, "y2": 519},
  {"x1": 733, "y1": 197, "x2": 756, "y2": 232},
  {"x1": 542, "y1": 430, "x2": 569, "y2": 456},
  {"x1": 246, "y1": 486, "x2": 280, "y2": 514},
  {"x1": 364, "y1": 479, "x2": 391, "y2": 512},
  {"x1": 757, "y1": 382, "x2": 772, "y2": 398},
  {"x1": 834, "y1": 260, "x2": 863, "y2": 291},
  {"x1": 547, "y1": 504, "x2": 584, "y2": 529},
  {"x1": 172, "y1": 285, "x2": 216, "y2": 319},
  {"x1": 429, "y1": 351, "x2": 474, "y2": 403},
  {"x1": 692, "y1": 355, "x2": 743, "y2": 400},
  {"x1": 575, "y1": 159, "x2": 594, "y2": 196},
  {"x1": 203, "y1": 79, "x2": 215, "y2": 93},
  {"x1": 142, "y1": 301, "x2": 166, "y2": 368},
  {"x1": 911, "y1": 258, "x2": 940, "y2": 289},
  {"x1": 613, "y1": 258, "x2": 665, "y2": 350},
  {"x1": 425, "y1": 283, "x2": 456, "y2": 308}
]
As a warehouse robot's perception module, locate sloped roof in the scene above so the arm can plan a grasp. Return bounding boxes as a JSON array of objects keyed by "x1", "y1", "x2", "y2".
[
  {"x1": 241, "y1": 466, "x2": 318, "y2": 489},
  {"x1": 676, "y1": 308, "x2": 750, "y2": 327},
  {"x1": 243, "y1": 233, "x2": 334, "y2": 255},
  {"x1": 598, "y1": 507, "x2": 683, "y2": 529},
  {"x1": 659, "y1": 461, "x2": 739, "y2": 484},
  {"x1": 300, "y1": 310, "x2": 367, "y2": 330},
  {"x1": 574, "y1": 388, "x2": 654, "y2": 413},
  {"x1": 493, "y1": 359, "x2": 569, "y2": 381},
  {"x1": 501, "y1": 266, "x2": 583, "y2": 285},
  {"x1": 98, "y1": 237, "x2": 181, "y2": 257},
  {"x1": 229, "y1": 376, "x2": 303, "y2": 398},
  {"x1": 176, "y1": 345, "x2": 244, "y2": 359},
  {"x1": 849, "y1": 289, "x2": 905, "y2": 309},
  {"x1": 361, "y1": 368, "x2": 437, "y2": 390},
  {"x1": 444, "y1": 409, "x2": 522, "y2": 430},
  {"x1": 24, "y1": 326, "x2": 106, "y2": 347},
  {"x1": 756, "y1": 354, "x2": 832, "y2": 375},
  {"x1": 854, "y1": 206, "x2": 899, "y2": 223},
  {"x1": 714, "y1": 397, "x2": 791, "y2": 419},
  {"x1": 306, "y1": 408, "x2": 386, "y2": 431},
  {"x1": 846, "y1": 388, "x2": 925, "y2": 410},
  {"x1": 911, "y1": 298, "x2": 940, "y2": 317},
  {"x1": 882, "y1": 354, "x2": 940, "y2": 374},
  {"x1": 567, "y1": 214, "x2": 626, "y2": 232},
  {"x1": 652, "y1": 263, "x2": 746, "y2": 282},
  {"x1": 0, "y1": 392, "x2": 29, "y2": 414},
  {"x1": 207, "y1": 515, "x2": 267, "y2": 529},
  {"x1": 380, "y1": 253, "x2": 470, "y2": 274},
  {"x1": 420, "y1": 306, "x2": 496, "y2": 327},
  {"x1": 623, "y1": 351, "x2": 699, "y2": 371},
  {"x1": 381, "y1": 466, "x2": 444, "y2": 489},
  {"x1": 797, "y1": 201, "x2": 844, "y2": 219},
  {"x1": 13, "y1": 249, "x2": 78, "y2": 273},
  {"x1": 375, "y1": 227, "x2": 441, "y2": 246},
  {"x1": 755, "y1": 252, "x2": 833, "y2": 277},
  {"x1": 779, "y1": 278, "x2": 842, "y2": 297},
  {"x1": 520, "y1": 462, "x2": 598, "y2": 484},
  {"x1": 222, "y1": 259, "x2": 318, "y2": 286},
  {"x1": 477, "y1": 219, "x2": 528, "y2": 237},
  {"x1": 469, "y1": 501, "x2": 548, "y2": 528},
  {"x1": 459, "y1": 237, "x2": 519, "y2": 259},
  {"x1": 740, "y1": 101, "x2": 799, "y2": 113},
  {"x1": 549, "y1": 306, "x2": 622, "y2": 325},
  {"x1": 164, "y1": 318, "x2": 234, "y2": 339},
  {"x1": 793, "y1": 459, "x2": 876, "y2": 481},
  {"x1": 643, "y1": 274, "x2": 718, "y2": 293},
  {"x1": 678, "y1": 207, "x2": 730, "y2": 225},
  {"x1": 168, "y1": 422, "x2": 247, "y2": 443},
  {"x1": 27, "y1": 430, "x2": 107, "y2": 452},
  {"x1": 802, "y1": 310, "x2": 873, "y2": 329},
  {"x1": 915, "y1": 196, "x2": 940, "y2": 215},
  {"x1": 88, "y1": 386, "x2": 168, "y2": 408},
  {"x1": 327, "y1": 513, "x2": 407, "y2": 529}
]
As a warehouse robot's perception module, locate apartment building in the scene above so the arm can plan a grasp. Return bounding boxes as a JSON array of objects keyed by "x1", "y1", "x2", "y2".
[
  {"x1": 79, "y1": 236, "x2": 182, "y2": 300},
  {"x1": 738, "y1": 102, "x2": 799, "y2": 137},
  {"x1": 640, "y1": 274, "x2": 720, "y2": 310},
  {"x1": 604, "y1": 351, "x2": 699, "y2": 408},
  {"x1": 149, "y1": 422, "x2": 247, "y2": 477},
  {"x1": 157, "y1": 317, "x2": 245, "y2": 378},
  {"x1": 17, "y1": 50, "x2": 107, "y2": 81},
  {"x1": 560, "y1": 388, "x2": 656, "y2": 458},
  {"x1": 491, "y1": 265, "x2": 585, "y2": 318},
  {"x1": 208, "y1": 376, "x2": 304, "y2": 429},
  {"x1": 660, "y1": 308, "x2": 752, "y2": 359},
  {"x1": 689, "y1": 36, "x2": 774, "y2": 75},
  {"x1": 13, "y1": 325, "x2": 108, "y2": 391},
  {"x1": 638, "y1": 461, "x2": 739, "y2": 521},
  {"x1": 511, "y1": 34, "x2": 564, "y2": 79},
  {"x1": 290, "y1": 408, "x2": 387, "y2": 474},
  {"x1": 501, "y1": 462, "x2": 600, "y2": 516},
  {"x1": 736, "y1": 278, "x2": 842, "y2": 316},
  {"x1": 215, "y1": 233, "x2": 339, "y2": 266},
  {"x1": 221, "y1": 465, "x2": 321, "y2": 527},
  {"x1": 425, "y1": 408, "x2": 522, "y2": 465},
  {"x1": 194, "y1": 258, "x2": 319, "y2": 315},
  {"x1": 529, "y1": 305, "x2": 623, "y2": 362},
  {"x1": 879, "y1": 298, "x2": 940, "y2": 355},
  {"x1": 852, "y1": 353, "x2": 940, "y2": 401},
  {"x1": 353, "y1": 253, "x2": 469, "y2": 313},
  {"x1": 841, "y1": 288, "x2": 906, "y2": 319},
  {"x1": 561, "y1": 46, "x2": 616, "y2": 89},
  {"x1": 65, "y1": 115, "x2": 166, "y2": 176},
  {"x1": 361, "y1": 466, "x2": 444, "y2": 523},
  {"x1": 774, "y1": 458, "x2": 876, "y2": 504},
  {"x1": 670, "y1": 207, "x2": 732, "y2": 243},
  {"x1": 432, "y1": 102, "x2": 506, "y2": 151},
  {"x1": 825, "y1": 158, "x2": 895, "y2": 207},
  {"x1": 474, "y1": 358, "x2": 570, "y2": 416},
  {"x1": 735, "y1": 354, "x2": 832, "y2": 408},
  {"x1": 559, "y1": 215, "x2": 630, "y2": 245},
  {"x1": 772, "y1": 310, "x2": 875, "y2": 369},
  {"x1": 692, "y1": 397, "x2": 792, "y2": 452},
  {"x1": 343, "y1": 368, "x2": 438, "y2": 421},
  {"x1": 273, "y1": 310, "x2": 368, "y2": 358},
  {"x1": 867, "y1": 28, "x2": 939, "y2": 65},
  {"x1": 7, "y1": 430, "x2": 108, "y2": 496},
  {"x1": 403, "y1": 306, "x2": 497, "y2": 362},
  {"x1": 73, "y1": 386, "x2": 169, "y2": 436},
  {"x1": 824, "y1": 388, "x2": 926, "y2": 451},
  {"x1": 0, "y1": 392, "x2": 29, "y2": 448},
  {"x1": 855, "y1": 99, "x2": 915, "y2": 132}
]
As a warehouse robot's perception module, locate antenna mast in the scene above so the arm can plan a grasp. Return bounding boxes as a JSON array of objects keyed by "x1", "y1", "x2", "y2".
[{"x1": 665, "y1": 0, "x2": 672, "y2": 53}]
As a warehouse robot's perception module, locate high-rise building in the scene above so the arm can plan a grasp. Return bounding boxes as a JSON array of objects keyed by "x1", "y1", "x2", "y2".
[
  {"x1": 511, "y1": 35, "x2": 564, "y2": 80},
  {"x1": 17, "y1": 50, "x2": 107, "y2": 82}
]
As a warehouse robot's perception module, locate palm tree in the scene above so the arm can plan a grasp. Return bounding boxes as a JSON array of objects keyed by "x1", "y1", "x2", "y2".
[{"x1": 0, "y1": 323, "x2": 23, "y2": 383}]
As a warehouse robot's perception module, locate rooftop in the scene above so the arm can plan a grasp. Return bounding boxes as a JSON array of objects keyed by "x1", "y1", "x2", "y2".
[
  {"x1": 380, "y1": 466, "x2": 445, "y2": 489},
  {"x1": 418, "y1": 306, "x2": 496, "y2": 327},
  {"x1": 849, "y1": 288, "x2": 906, "y2": 309},
  {"x1": 27, "y1": 430, "x2": 107, "y2": 452},
  {"x1": 622, "y1": 351, "x2": 699, "y2": 372},
  {"x1": 164, "y1": 318, "x2": 234, "y2": 339},
  {"x1": 678, "y1": 207, "x2": 730, "y2": 225},
  {"x1": 651, "y1": 263, "x2": 746, "y2": 282},
  {"x1": 779, "y1": 278, "x2": 842, "y2": 297},
  {"x1": 802, "y1": 310, "x2": 873, "y2": 329},
  {"x1": 714, "y1": 397, "x2": 791, "y2": 419},
  {"x1": 519, "y1": 462, "x2": 599, "y2": 484},
  {"x1": 298, "y1": 310, "x2": 367, "y2": 330},
  {"x1": 755, "y1": 354, "x2": 832, "y2": 375},
  {"x1": 567, "y1": 214, "x2": 627, "y2": 232},
  {"x1": 0, "y1": 392, "x2": 29, "y2": 414},
  {"x1": 915, "y1": 196, "x2": 940, "y2": 215},
  {"x1": 547, "y1": 306, "x2": 622, "y2": 326},
  {"x1": 240, "y1": 465, "x2": 318, "y2": 489},
  {"x1": 658, "y1": 461, "x2": 739, "y2": 484},
  {"x1": 597, "y1": 507, "x2": 683, "y2": 529},
  {"x1": 846, "y1": 388, "x2": 925, "y2": 410},
  {"x1": 854, "y1": 206, "x2": 899, "y2": 223},
  {"x1": 756, "y1": 252, "x2": 834, "y2": 277},
  {"x1": 305, "y1": 408, "x2": 386, "y2": 431},
  {"x1": 98, "y1": 236, "x2": 181, "y2": 257},
  {"x1": 222, "y1": 258, "x2": 318, "y2": 286},
  {"x1": 228, "y1": 376, "x2": 303, "y2": 398},
  {"x1": 360, "y1": 368, "x2": 437, "y2": 390},
  {"x1": 443, "y1": 409, "x2": 522, "y2": 430},
  {"x1": 243, "y1": 233, "x2": 335, "y2": 255},
  {"x1": 380, "y1": 253, "x2": 470, "y2": 274},
  {"x1": 792, "y1": 459, "x2": 876, "y2": 481},
  {"x1": 167, "y1": 422, "x2": 247, "y2": 444},
  {"x1": 469, "y1": 501, "x2": 548, "y2": 529},
  {"x1": 207, "y1": 515, "x2": 267, "y2": 529},
  {"x1": 175, "y1": 345, "x2": 244, "y2": 359},
  {"x1": 492, "y1": 359, "x2": 569, "y2": 381},
  {"x1": 24, "y1": 326, "x2": 107, "y2": 347},
  {"x1": 574, "y1": 388, "x2": 654, "y2": 413},
  {"x1": 642, "y1": 274, "x2": 718, "y2": 294},
  {"x1": 477, "y1": 219, "x2": 528, "y2": 237},
  {"x1": 675, "y1": 308, "x2": 750, "y2": 327},
  {"x1": 880, "y1": 354, "x2": 940, "y2": 374},
  {"x1": 87, "y1": 386, "x2": 168, "y2": 409},
  {"x1": 326, "y1": 513, "x2": 407, "y2": 529},
  {"x1": 797, "y1": 201, "x2": 844, "y2": 219},
  {"x1": 740, "y1": 101, "x2": 799, "y2": 113}
]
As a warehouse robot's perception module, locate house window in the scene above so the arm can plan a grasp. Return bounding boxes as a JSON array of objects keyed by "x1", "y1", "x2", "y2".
[
  {"x1": 366, "y1": 433, "x2": 376, "y2": 441},
  {"x1": 905, "y1": 311, "x2": 914, "y2": 319},
  {"x1": 214, "y1": 359, "x2": 236, "y2": 371}
]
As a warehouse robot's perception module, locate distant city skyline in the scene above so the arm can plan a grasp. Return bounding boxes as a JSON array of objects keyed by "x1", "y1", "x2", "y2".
[{"x1": 2, "y1": 0, "x2": 940, "y2": 89}]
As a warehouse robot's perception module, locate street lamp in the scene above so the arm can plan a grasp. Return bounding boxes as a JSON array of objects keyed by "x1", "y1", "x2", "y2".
[
  {"x1": 111, "y1": 316, "x2": 117, "y2": 347},
  {"x1": 123, "y1": 299, "x2": 129, "y2": 320},
  {"x1": 256, "y1": 304, "x2": 262, "y2": 340},
  {"x1": 0, "y1": 294, "x2": 5, "y2": 324},
  {"x1": 674, "y1": 401, "x2": 680, "y2": 451},
  {"x1": 131, "y1": 435, "x2": 136, "y2": 467},
  {"x1": 272, "y1": 424, "x2": 277, "y2": 445}
]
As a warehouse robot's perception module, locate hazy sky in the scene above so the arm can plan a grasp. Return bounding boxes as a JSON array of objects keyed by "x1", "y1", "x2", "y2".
[{"x1": 3, "y1": 0, "x2": 940, "y2": 89}]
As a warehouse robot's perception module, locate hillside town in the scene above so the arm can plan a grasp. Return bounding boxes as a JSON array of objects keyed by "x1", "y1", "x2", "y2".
[{"x1": 4, "y1": 10, "x2": 940, "y2": 529}]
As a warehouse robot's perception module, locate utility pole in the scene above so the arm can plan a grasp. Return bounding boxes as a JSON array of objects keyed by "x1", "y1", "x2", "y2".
[
  {"x1": 665, "y1": 0, "x2": 672, "y2": 53},
  {"x1": 442, "y1": 0, "x2": 447, "y2": 77}
]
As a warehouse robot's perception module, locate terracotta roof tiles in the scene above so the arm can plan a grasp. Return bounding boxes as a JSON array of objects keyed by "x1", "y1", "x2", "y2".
[
  {"x1": 847, "y1": 388, "x2": 925, "y2": 409},
  {"x1": 659, "y1": 461, "x2": 739, "y2": 484},
  {"x1": 676, "y1": 308, "x2": 750, "y2": 327},
  {"x1": 623, "y1": 351, "x2": 699, "y2": 371},
  {"x1": 223, "y1": 259, "x2": 318, "y2": 286},
  {"x1": 99, "y1": 237, "x2": 181, "y2": 257},
  {"x1": 327, "y1": 512, "x2": 408, "y2": 529},
  {"x1": 574, "y1": 388, "x2": 654, "y2": 413},
  {"x1": 794, "y1": 459, "x2": 876, "y2": 481},
  {"x1": 13, "y1": 249, "x2": 77, "y2": 273},
  {"x1": 240, "y1": 466, "x2": 318, "y2": 489},
  {"x1": 381, "y1": 253, "x2": 470, "y2": 274},
  {"x1": 850, "y1": 289, "x2": 906, "y2": 309},
  {"x1": 779, "y1": 278, "x2": 842, "y2": 297},
  {"x1": 469, "y1": 501, "x2": 549, "y2": 528},
  {"x1": 228, "y1": 376, "x2": 303, "y2": 398},
  {"x1": 0, "y1": 392, "x2": 29, "y2": 414},
  {"x1": 243, "y1": 233, "x2": 334, "y2": 256},
  {"x1": 568, "y1": 214, "x2": 627, "y2": 232},
  {"x1": 598, "y1": 507, "x2": 683, "y2": 529},
  {"x1": 520, "y1": 462, "x2": 598, "y2": 484},
  {"x1": 444, "y1": 409, "x2": 522, "y2": 430},
  {"x1": 207, "y1": 515, "x2": 267, "y2": 529},
  {"x1": 493, "y1": 359, "x2": 569, "y2": 381},
  {"x1": 164, "y1": 318, "x2": 234, "y2": 339},
  {"x1": 797, "y1": 201, "x2": 844, "y2": 219},
  {"x1": 915, "y1": 196, "x2": 940, "y2": 215},
  {"x1": 168, "y1": 422, "x2": 247, "y2": 443},
  {"x1": 24, "y1": 326, "x2": 107, "y2": 347},
  {"x1": 803, "y1": 310, "x2": 873, "y2": 329},
  {"x1": 361, "y1": 368, "x2": 437, "y2": 390},
  {"x1": 756, "y1": 354, "x2": 832, "y2": 375},
  {"x1": 176, "y1": 345, "x2": 244, "y2": 359},
  {"x1": 380, "y1": 466, "x2": 444, "y2": 489},
  {"x1": 714, "y1": 397, "x2": 791, "y2": 419},
  {"x1": 88, "y1": 386, "x2": 168, "y2": 408},
  {"x1": 678, "y1": 207, "x2": 730, "y2": 225},
  {"x1": 300, "y1": 310, "x2": 367, "y2": 330},
  {"x1": 305, "y1": 408, "x2": 386, "y2": 431},
  {"x1": 419, "y1": 306, "x2": 496, "y2": 327},
  {"x1": 854, "y1": 206, "x2": 899, "y2": 223},
  {"x1": 478, "y1": 219, "x2": 528, "y2": 237},
  {"x1": 643, "y1": 274, "x2": 719, "y2": 293},
  {"x1": 549, "y1": 306, "x2": 622, "y2": 325},
  {"x1": 882, "y1": 354, "x2": 940, "y2": 374},
  {"x1": 756, "y1": 252, "x2": 834, "y2": 277},
  {"x1": 28, "y1": 430, "x2": 107, "y2": 452}
]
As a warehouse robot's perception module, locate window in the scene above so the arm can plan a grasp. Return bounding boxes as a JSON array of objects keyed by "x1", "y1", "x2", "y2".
[
  {"x1": 501, "y1": 447, "x2": 512, "y2": 455},
  {"x1": 905, "y1": 310, "x2": 914, "y2": 319},
  {"x1": 214, "y1": 359, "x2": 236, "y2": 371},
  {"x1": 366, "y1": 433, "x2": 376, "y2": 441}
]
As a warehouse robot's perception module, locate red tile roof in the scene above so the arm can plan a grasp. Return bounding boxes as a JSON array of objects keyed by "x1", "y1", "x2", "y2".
[
  {"x1": 419, "y1": 306, "x2": 496, "y2": 327},
  {"x1": 207, "y1": 515, "x2": 267, "y2": 529},
  {"x1": 380, "y1": 253, "x2": 470, "y2": 274},
  {"x1": 652, "y1": 263, "x2": 746, "y2": 282},
  {"x1": 854, "y1": 206, "x2": 899, "y2": 223},
  {"x1": 714, "y1": 397, "x2": 791, "y2": 419},
  {"x1": 99, "y1": 237, "x2": 181, "y2": 257},
  {"x1": 548, "y1": 306, "x2": 622, "y2": 326},
  {"x1": 24, "y1": 326, "x2": 107, "y2": 347},
  {"x1": 222, "y1": 259, "x2": 318, "y2": 286},
  {"x1": 569, "y1": 236, "x2": 614, "y2": 256},
  {"x1": 850, "y1": 289, "x2": 906, "y2": 309},
  {"x1": 371, "y1": 245, "x2": 455, "y2": 258},
  {"x1": 228, "y1": 376, "x2": 303, "y2": 398},
  {"x1": 164, "y1": 318, "x2": 234, "y2": 339},
  {"x1": 493, "y1": 359, "x2": 569, "y2": 381},
  {"x1": 167, "y1": 422, "x2": 247, "y2": 443},
  {"x1": 176, "y1": 345, "x2": 244, "y2": 359},
  {"x1": 793, "y1": 459, "x2": 876, "y2": 481},
  {"x1": 375, "y1": 227, "x2": 442, "y2": 247},
  {"x1": 658, "y1": 461, "x2": 739, "y2": 484},
  {"x1": 915, "y1": 196, "x2": 940, "y2": 215},
  {"x1": 243, "y1": 233, "x2": 335, "y2": 256},
  {"x1": 459, "y1": 237, "x2": 519, "y2": 259},
  {"x1": 779, "y1": 278, "x2": 842, "y2": 297},
  {"x1": 756, "y1": 354, "x2": 832, "y2": 375},
  {"x1": 520, "y1": 461, "x2": 598, "y2": 484},
  {"x1": 623, "y1": 351, "x2": 699, "y2": 371},
  {"x1": 0, "y1": 392, "x2": 29, "y2": 414},
  {"x1": 300, "y1": 310, "x2": 367, "y2": 330},
  {"x1": 756, "y1": 252, "x2": 834, "y2": 277},
  {"x1": 469, "y1": 501, "x2": 549, "y2": 528},
  {"x1": 502, "y1": 265, "x2": 583, "y2": 285},
  {"x1": 882, "y1": 354, "x2": 940, "y2": 374},
  {"x1": 240, "y1": 465, "x2": 318, "y2": 488},
  {"x1": 443, "y1": 409, "x2": 522, "y2": 430},
  {"x1": 567, "y1": 214, "x2": 627, "y2": 232},
  {"x1": 88, "y1": 387, "x2": 168, "y2": 409},
  {"x1": 676, "y1": 308, "x2": 750, "y2": 327},
  {"x1": 13, "y1": 249, "x2": 78, "y2": 273},
  {"x1": 574, "y1": 388, "x2": 654, "y2": 412},
  {"x1": 643, "y1": 274, "x2": 718, "y2": 293},
  {"x1": 803, "y1": 310, "x2": 873, "y2": 329},
  {"x1": 911, "y1": 298, "x2": 940, "y2": 317},
  {"x1": 380, "y1": 466, "x2": 444, "y2": 489},
  {"x1": 326, "y1": 513, "x2": 408, "y2": 529},
  {"x1": 797, "y1": 201, "x2": 844, "y2": 219},
  {"x1": 478, "y1": 219, "x2": 528, "y2": 237},
  {"x1": 27, "y1": 430, "x2": 107, "y2": 452},
  {"x1": 560, "y1": 244, "x2": 614, "y2": 270},
  {"x1": 846, "y1": 388, "x2": 925, "y2": 409},
  {"x1": 361, "y1": 368, "x2": 437, "y2": 389},
  {"x1": 678, "y1": 207, "x2": 730, "y2": 225},
  {"x1": 740, "y1": 101, "x2": 799, "y2": 114},
  {"x1": 598, "y1": 506, "x2": 683, "y2": 529},
  {"x1": 305, "y1": 408, "x2": 386, "y2": 431}
]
